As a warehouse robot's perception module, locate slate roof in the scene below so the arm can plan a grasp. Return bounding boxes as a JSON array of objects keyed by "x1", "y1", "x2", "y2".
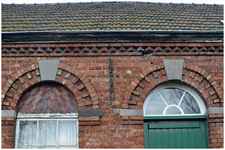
[{"x1": 1, "y1": 2, "x2": 224, "y2": 32}]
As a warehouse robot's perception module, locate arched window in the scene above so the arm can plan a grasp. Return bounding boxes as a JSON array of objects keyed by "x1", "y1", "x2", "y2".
[
  {"x1": 15, "y1": 82, "x2": 79, "y2": 149},
  {"x1": 143, "y1": 83, "x2": 206, "y2": 116},
  {"x1": 143, "y1": 83, "x2": 209, "y2": 148}
]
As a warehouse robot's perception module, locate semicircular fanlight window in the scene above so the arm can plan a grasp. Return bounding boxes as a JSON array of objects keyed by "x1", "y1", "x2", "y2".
[{"x1": 144, "y1": 88, "x2": 201, "y2": 116}]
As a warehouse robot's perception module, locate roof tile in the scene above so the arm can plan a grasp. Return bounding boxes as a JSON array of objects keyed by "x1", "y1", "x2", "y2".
[{"x1": 1, "y1": 2, "x2": 224, "y2": 32}]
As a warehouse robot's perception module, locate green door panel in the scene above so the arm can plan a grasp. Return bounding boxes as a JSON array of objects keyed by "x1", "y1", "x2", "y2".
[
  {"x1": 201, "y1": 120, "x2": 208, "y2": 147},
  {"x1": 148, "y1": 130, "x2": 156, "y2": 148},
  {"x1": 168, "y1": 129, "x2": 175, "y2": 148},
  {"x1": 181, "y1": 129, "x2": 189, "y2": 148},
  {"x1": 195, "y1": 127, "x2": 202, "y2": 148},
  {"x1": 175, "y1": 128, "x2": 182, "y2": 148},
  {"x1": 155, "y1": 129, "x2": 162, "y2": 148},
  {"x1": 162, "y1": 129, "x2": 169, "y2": 147},
  {"x1": 145, "y1": 119, "x2": 209, "y2": 148},
  {"x1": 188, "y1": 127, "x2": 195, "y2": 148},
  {"x1": 149, "y1": 123, "x2": 199, "y2": 128}
]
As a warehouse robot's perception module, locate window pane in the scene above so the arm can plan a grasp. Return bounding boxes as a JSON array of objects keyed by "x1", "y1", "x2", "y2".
[
  {"x1": 145, "y1": 92, "x2": 166, "y2": 115},
  {"x1": 180, "y1": 93, "x2": 201, "y2": 114},
  {"x1": 166, "y1": 106, "x2": 182, "y2": 114},
  {"x1": 58, "y1": 121, "x2": 77, "y2": 146},
  {"x1": 38, "y1": 121, "x2": 57, "y2": 146},
  {"x1": 159, "y1": 88, "x2": 184, "y2": 105},
  {"x1": 18, "y1": 121, "x2": 37, "y2": 147}
]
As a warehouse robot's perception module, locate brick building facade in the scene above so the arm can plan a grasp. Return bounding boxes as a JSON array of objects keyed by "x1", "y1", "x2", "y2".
[{"x1": 1, "y1": 2, "x2": 224, "y2": 149}]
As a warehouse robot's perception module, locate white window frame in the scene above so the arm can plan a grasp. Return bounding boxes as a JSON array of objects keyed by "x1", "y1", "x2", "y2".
[
  {"x1": 15, "y1": 113, "x2": 79, "y2": 149},
  {"x1": 143, "y1": 83, "x2": 206, "y2": 116}
]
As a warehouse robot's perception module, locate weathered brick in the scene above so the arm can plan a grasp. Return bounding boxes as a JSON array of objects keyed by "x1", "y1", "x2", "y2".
[{"x1": 1, "y1": 42, "x2": 224, "y2": 149}]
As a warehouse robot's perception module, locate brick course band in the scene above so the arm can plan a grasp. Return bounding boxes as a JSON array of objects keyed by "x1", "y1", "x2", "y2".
[{"x1": 1, "y1": 43, "x2": 223, "y2": 56}]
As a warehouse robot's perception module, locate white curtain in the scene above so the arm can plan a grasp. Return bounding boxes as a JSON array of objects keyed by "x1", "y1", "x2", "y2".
[
  {"x1": 17, "y1": 120, "x2": 77, "y2": 149},
  {"x1": 57, "y1": 121, "x2": 77, "y2": 148},
  {"x1": 18, "y1": 121, "x2": 37, "y2": 149},
  {"x1": 38, "y1": 121, "x2": 57, "y2": 148}
]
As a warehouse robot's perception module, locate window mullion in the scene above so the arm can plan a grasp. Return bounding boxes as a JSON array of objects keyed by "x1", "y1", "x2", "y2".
[
  {"x1": 158, "y1": 92, "x2": 168, "y2": 106},
  {"x1": 15, "y1": 120, "x2": 20, "y2": 148},
  {"x1": 178, "y1": 91, "x2": 186, "y2": 106},
  {"x1": 56, "y1": 120, "x2": 59, "y2": 149},
  {"x1": 36, "y1": 120, "x2": 39, "y2": 148}
]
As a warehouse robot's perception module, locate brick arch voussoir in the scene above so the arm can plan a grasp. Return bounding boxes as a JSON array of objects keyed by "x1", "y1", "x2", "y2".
[
  {"x1": 2, "y1": 62, "x2": 99, "y2": 111},
  {"x1": 57, "y1": 62, "x2": 99, "y2": 110},
  {"x1": 2, "y1": 63, "x2": 40, "y2": 110},
  {"x1": 123, "y1": 62, "x2": 223, "y2": 110},
  {"x1": 183, "y1": 63, "x2": 222, "y2": 107},
  {"x1": 122, "y1": 63, "x2": 167, "y2": 109}
]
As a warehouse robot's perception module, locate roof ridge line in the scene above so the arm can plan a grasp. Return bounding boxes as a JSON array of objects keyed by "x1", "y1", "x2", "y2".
[{"x1": 1, "y1": 1, "x2": 224, "y2": 6}]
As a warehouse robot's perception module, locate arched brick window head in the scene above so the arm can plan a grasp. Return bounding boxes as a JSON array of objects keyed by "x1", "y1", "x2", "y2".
[
  {"x1": 17, "y1": 82, "x2": 78, "y2": 113},
  {"x1": 143, "y1": 83, "x2": 206, "y2": 116}
]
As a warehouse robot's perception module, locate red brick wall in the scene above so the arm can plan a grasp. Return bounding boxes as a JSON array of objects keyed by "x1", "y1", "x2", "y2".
[
  {"x1": 208, "y1": 114, "x2": 224, "y2": 148},
  {"x1": 1, "y1": 117, "x2": 16, "y2": 148},
  {"x1": 1, "y1": 42, "x2": 223, "y2": 148}
]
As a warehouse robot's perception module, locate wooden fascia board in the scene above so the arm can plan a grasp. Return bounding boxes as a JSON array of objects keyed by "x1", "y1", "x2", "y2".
[{"x1": 2, "y1": 31, "x2": 224, "y2": 43}]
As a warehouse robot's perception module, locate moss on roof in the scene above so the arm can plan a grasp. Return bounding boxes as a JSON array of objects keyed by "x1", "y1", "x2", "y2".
[{"x1": 1, "y1": 2, "x2": 224, "y2": 32}]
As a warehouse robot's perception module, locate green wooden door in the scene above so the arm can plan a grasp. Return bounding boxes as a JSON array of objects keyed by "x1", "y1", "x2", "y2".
[{"x1": 144, "y1": 118, "x2": 209, "y2": 148}]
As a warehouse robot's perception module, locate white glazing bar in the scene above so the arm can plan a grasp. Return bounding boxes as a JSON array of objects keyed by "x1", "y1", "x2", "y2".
[
  {"x1": 76, "y1": 120, "x2": 78, "y2": 148},
  {"x1": 15, "y1": 121, "x2": 20, "y2": 148},
  {"x1": 163, "y1": 105, "x2": 184, "y2": 115},
  {"x1": 56, "y1": 120, "x2": 59, "y2": 148},
  {"x1": 17, "y1": 113, "x2": 78, "y2": 119},
  {"x1": 178, "y1": 91, "x2": 186, "y2": 106},
  {"x1": 158, "y1": 92, "x2": 168, "y2": 106},
  {"x1": 36, "y1": 120, "x2": 39, "y2": 148}
]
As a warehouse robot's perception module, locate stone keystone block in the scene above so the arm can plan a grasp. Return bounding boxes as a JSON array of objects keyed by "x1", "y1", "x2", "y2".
[
  {"x1": 38, "y1": 60, "x2": 60, "y2": 81},
  {"x1": 163, "y1": 59, "x2": 184, "y2": 80}
]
